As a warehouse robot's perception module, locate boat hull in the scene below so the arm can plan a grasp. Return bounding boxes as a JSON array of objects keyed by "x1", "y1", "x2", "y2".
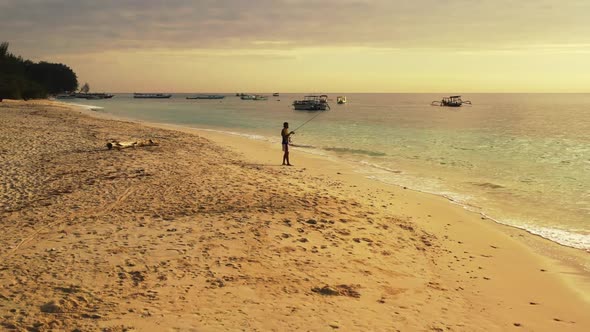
[
  {"x1": 134, "y1": 94, "x2": 172, "y2": 99},
  {"x1": 57, "y1": 93, "x2": 114, "y2": 100},
  {"x1": 293, "y1": 103, "x2": 329, "y2": 111},
  {"x1": 293, "y1": 95, "x2": 330, "y2": 110},
  {"x1": 241, "y1": 95, "x2": 267, "y2": 100},
  {"x1": 186, "y1": 95, "x2": 225, "y2": 100},
  {"x1": 55, "y1": 95, "x2": 77, "y2": 100}
]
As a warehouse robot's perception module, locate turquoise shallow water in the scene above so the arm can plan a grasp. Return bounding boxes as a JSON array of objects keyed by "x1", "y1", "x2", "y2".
[{"x1": 68, "y1": 93, "x2": 590, "y2": 250}]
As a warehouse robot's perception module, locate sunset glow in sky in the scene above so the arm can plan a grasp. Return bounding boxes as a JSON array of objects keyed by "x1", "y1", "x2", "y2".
[{"x1": 2, "y1": 0, "x2": 590, "y2": 92}]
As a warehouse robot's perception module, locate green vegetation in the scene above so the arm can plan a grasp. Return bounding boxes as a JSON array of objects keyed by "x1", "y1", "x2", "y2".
[{"x1": 0, "y1": 41, "x2": 78, "y2": 100}]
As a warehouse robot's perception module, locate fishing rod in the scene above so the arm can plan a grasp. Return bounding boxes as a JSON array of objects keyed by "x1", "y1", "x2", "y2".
[
  {"x1": 288, "y1": 110, "x2": 328, "y2": 145},
  {"x1": 292, "y1": 111, "x2": 325, "y2": 132}
]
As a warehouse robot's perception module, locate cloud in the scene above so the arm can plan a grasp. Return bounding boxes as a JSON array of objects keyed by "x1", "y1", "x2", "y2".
[{"x1": 1, "y1": 0, "x2": 590, "y2": 58}]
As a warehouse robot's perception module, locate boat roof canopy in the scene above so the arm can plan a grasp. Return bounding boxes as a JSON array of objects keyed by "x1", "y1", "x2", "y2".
[{"x1": 449, "y1": 95, "x2": 461, "y2": 98}]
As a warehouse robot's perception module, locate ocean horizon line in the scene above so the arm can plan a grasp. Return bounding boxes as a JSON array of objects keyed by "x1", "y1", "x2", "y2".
[{"x1": 93, "y1": 91, "x2": 590, "y2": 95}]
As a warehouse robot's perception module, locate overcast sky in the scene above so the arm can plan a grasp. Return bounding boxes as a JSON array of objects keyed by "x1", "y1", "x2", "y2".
[{"x1": 2, "y1": 0, "x2": 589, "y2": 92}]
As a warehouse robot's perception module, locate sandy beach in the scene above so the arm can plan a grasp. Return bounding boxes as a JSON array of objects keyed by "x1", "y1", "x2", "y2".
[{"x1": 0, "y1": 99, "x2": 589, "y2": 331}]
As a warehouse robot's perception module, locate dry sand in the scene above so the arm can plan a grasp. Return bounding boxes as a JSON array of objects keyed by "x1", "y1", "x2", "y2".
[{"x1": 0, "y1": 99, "x2": 588, "y2": 331}]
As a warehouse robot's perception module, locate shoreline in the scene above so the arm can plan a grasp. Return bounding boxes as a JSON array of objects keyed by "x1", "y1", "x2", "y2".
[
  {"x1": 193, "y1": 126, "x2": 590, "y2": 254},
  {"x1": 72, "y1": 100, "x2": 590, "y2": 254},
  {"x1": 173, "y1": 124, "x2": 590, "y2": 290},
  {"x1": 173, "y1": 127, "x2": 590, "y2": 254},
  {"x1": 1, "y1": 99, "x2": 588, "y2": 331},
  {"x1": 67, "y1": 99, "x2": 590, "y2": 294},
  {"x1": 68, "y1": 99, "x2": 590, "y2": 290}
]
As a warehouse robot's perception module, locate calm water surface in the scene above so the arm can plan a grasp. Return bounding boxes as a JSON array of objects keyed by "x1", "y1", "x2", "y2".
[{"x1": 68, "y1": 93, "x2": 590, "y2": 251}]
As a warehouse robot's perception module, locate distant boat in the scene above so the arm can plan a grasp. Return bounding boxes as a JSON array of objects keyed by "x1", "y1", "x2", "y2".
[
  {"x1": 186, "y1": 95, "x2": 225, "y2": 100},
  {"x1": 70, "y1": 82, "x2": 114, "y2": 99},
  {"x1": 241, "y1": 94, "x2": 267, "y2": 100},
  {"x1": 336, "y1": 96, "x2": 347, "y2": 104},
  {"x1": 55, "y1": 94, "x2": 77, "y2": 100},
  {"x1": 293, "y1": 95, "x2": 330, "y2": 111},
  {"x1": 273, "y1": 93, "x2": 280, "y2": 97},
  {"x1": 75, "y1": 93, "x2": 114, "y2": 99},
  {"x1": 431, "y1": 95, "x2": 471, "y2": 107},
  {"x1": 134, "y1": 93, "x2": 172, "y2": 99},
  {"x1": 55, "y1": 93, "x2": 113, "y2": 100}
]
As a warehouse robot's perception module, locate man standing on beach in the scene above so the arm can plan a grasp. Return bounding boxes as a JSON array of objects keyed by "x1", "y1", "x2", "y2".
[{"x1": 282, "y1": 122, "x2": 294, "y2": 166}]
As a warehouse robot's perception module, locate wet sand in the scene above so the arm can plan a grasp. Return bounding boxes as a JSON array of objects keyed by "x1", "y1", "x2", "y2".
[{"x1": 0, "y1": 99, "x2": 588, "y2": 331}]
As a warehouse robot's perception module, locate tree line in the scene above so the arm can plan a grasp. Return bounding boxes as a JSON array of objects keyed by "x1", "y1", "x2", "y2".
[{"x1": 0, "y1": 42, "x2": 78, "y2": 100}]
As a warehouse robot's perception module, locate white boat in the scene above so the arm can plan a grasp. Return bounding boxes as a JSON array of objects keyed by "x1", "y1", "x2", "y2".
[
  {"x1": 241, "y1": 94, "x2": 267, "y2": 100},
  {"x1": 240, "y1": 94, "x2": 255, "y2": 100}
]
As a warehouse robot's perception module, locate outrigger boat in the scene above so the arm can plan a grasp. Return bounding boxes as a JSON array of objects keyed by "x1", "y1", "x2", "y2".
[
  {"x1": 431, "y1": 95, "x2": 471, "y2": 107},
  {"x1": 134, "y1": 93, "x2": 172, "y2": 99},
  {"x1": 59, "y1": 83, "x2": 114, "y2": 99},
  {"x1": 336, "y1": 96, "x2": 347, "y2": 104},
  {"x1": 55, "y1": 94, "x2": 77, "y2": 100},
  {"x1": 240, "y1": 94, "x2": 267, "y2": 100},
  {"x1": 55, "y1": 93, "x2": 113, "y2": 99},
  {"x1": 293, "y1": 95, "x2": 330, "y2": 111},
  {"x1": 186, "y1": 95, "x2": 225, "y2": 100},
  {"x1": 76, "y1": 93, "x2": 114, "y2": 99}
]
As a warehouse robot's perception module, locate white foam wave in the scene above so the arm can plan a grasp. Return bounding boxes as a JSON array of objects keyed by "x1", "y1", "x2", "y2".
[
  {"x1": 360, "y1": 164, "x2": 590, "y2": 251},
  {"x1": 524, "y1": 225, "x2": 590, "y2": 251},
  {"x1": 359, "y1": 160, "x2": 403, "y2": 174},
  {"x1": 67, "y1": 102, "x2": 104, "y2": 111},
  {"x1": 196, "y1": 128, "x2": 273, "y2": 142},
  {"x1": 194, "y1": 128, "x2": 332, "y2": 158}
]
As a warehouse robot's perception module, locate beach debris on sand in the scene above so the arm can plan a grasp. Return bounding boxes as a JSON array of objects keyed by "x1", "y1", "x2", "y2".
[
  {"x1": 311, "y1": 284, "x2": 361, "y2": 298},
  {"x1": 106, "y1": 139, "x2": 158, "y2": 150}
]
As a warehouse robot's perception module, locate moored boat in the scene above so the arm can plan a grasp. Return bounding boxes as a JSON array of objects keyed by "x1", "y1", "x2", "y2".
[
  {"x1": 55, "y1": 94, "x2": 77, "y2": 100},
  {"x1": 240, "y1": 94, "x2": 256, "y2": 100},
  {"x1": 186, "y1": 95, "x2": 225, "y2": 100},
  {"x1": 431, "y1": 95, "x2": 471, "y2": 107},
  {"x1": 337, "y1": 96, "x2": 347, "y2": 104},
  {"x1": 75, "y1": 93, "x2": 114, "y2": 99},
  {"x1": 293, "y1": 95, "x2": 330, "y2": 111},
  {"x1": 273, "y1": 93, "x2": 280, "y2": 97},
  {"x1": 241, "y1": 94, "x2": 267, "y2": 100},
  {"x1": 71, "y1": 82, "x2": 114, "y2": 99},
  {"x1": 134, "y1": 93, "x2": 172, "y2": 99}
]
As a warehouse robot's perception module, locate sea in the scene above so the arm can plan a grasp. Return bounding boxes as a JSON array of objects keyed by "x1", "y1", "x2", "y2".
[{"x1": 65, "y1": 93, "x2": 590, "y2": 251}]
